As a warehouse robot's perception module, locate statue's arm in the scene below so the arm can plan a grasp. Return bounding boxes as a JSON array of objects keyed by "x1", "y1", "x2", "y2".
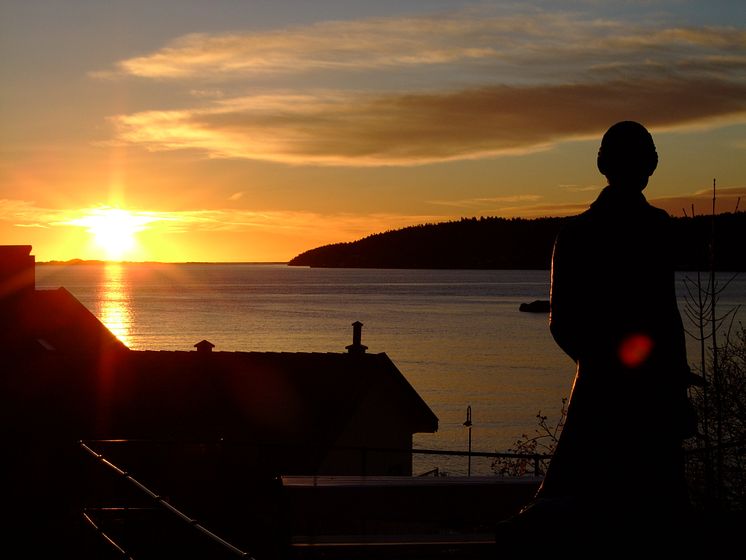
[{"x1": 549, "y1": 229, "x2": 583, "y2": 362}]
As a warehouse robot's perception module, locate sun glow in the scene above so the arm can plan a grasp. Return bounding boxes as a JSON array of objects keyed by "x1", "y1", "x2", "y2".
[{"x1": 69, "y1": 208, "x2": 155, "y2": 261}]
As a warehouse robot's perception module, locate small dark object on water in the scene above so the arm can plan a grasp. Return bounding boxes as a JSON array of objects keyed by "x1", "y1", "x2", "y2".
[{"x1": 519, "y1": 300, "x2": 550, "y2": 313}]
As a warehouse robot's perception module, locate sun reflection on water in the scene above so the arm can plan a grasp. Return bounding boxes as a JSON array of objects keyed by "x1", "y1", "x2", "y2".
[{"x1": 96, "y1": 263, "x2": 133, "y2": 347}]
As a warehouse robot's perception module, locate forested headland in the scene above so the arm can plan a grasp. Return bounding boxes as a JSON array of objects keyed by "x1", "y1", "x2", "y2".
[{"x1": 288, "y1": 212, "x2": 746, "y2": 271}]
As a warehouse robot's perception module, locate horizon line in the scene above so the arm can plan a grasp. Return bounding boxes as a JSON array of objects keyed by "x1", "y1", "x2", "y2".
[{"x1": 38, "y1": 259, "x2": 289, "y2": 265}]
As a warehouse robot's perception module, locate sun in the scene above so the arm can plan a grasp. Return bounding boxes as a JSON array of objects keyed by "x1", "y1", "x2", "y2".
[{"x1": 71, "y1": 208, "x2": 154, "y2": 261}]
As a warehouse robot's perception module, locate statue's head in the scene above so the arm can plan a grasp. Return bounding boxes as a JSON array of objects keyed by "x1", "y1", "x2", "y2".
[{"x1": 597, "y1": 121, "x2": 658, "y2": 191}]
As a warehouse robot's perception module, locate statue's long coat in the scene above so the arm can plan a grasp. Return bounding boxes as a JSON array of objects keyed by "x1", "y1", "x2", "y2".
[{"x1": 539, "y1": 185, "x2": 693, "y2": 512}]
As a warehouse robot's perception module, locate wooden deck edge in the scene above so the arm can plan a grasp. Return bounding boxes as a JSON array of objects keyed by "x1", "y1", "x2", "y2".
[{"x1": 290, "y1": 533, "x2": 496, "y2": 547}]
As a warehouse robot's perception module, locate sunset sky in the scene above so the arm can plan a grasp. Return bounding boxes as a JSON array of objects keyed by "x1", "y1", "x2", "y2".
[{"x1": 2, "y1": 0, "x2": 745, "y2": 262}]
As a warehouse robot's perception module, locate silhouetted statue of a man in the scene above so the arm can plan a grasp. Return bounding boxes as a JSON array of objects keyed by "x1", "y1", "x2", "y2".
[{"x1": 501, "y1": 121, "x2": 698, "y2": 547}]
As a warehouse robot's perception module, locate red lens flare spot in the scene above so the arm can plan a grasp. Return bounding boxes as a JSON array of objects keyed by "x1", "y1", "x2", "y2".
[{"x1": 618, "y1": 333, "x2": 654, "y2": 368}]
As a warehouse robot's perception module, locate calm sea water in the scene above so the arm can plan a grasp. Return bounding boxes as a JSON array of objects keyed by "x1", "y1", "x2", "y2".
[{"x1": 35, "y1": 264, "x2": 745, "y2": 475}]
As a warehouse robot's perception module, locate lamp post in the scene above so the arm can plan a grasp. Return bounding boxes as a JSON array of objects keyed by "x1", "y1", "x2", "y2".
[{"x1": 463, "y1": 405, "x2": 472, "y2": 476}]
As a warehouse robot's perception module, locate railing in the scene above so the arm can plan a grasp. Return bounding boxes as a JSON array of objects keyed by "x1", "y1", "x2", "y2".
[
  {"x1": 80, "y1": 441, "x2": 254, "y2": 559},
  {"x1": 81, "y1": 438, "x2": 551, "y2": 478},
  {"x1": 411, "y1": 447, "x2": 549, "y2": 477},
  {"x1": 81, "y1": 508, "x2": 134, "y2": 559},
  {"x1": 80, "y1": 439, "x2": 546, "y2": 558}
]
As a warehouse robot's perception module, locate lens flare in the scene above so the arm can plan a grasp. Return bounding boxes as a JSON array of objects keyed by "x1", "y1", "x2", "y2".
[{"x1": 618, "y1": 333, "x2": 654, "y2": 368}]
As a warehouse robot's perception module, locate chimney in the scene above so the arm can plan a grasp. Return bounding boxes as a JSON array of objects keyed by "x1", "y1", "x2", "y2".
[
  {"x1": 345, "y1": 321, "x2": 368, "y2": 354},
  {"x1": 0, "y1": 245, "x2": 35, "y2": 299},
  {"x1": 194, "y1": 339, "x2": 215, "y2": 353}
]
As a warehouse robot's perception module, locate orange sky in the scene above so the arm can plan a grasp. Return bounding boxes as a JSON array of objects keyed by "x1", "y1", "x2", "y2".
[{"x1": 1, "y1": 1, "x2": 744, "y2": 262}]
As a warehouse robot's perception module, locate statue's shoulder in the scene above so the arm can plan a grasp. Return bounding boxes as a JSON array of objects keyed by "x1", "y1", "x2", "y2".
[
  {"x1": 649, "y1": 204, "x2": 671, "y2": 220},
  {"x1": 557, "y1": 210, "x2": 593, "y2": 238}
]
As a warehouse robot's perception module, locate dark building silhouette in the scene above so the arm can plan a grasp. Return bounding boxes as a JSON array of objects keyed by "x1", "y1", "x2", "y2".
[
  {"x1": 1, "y1": 245, "x2": 442, "y2": 555},
  {"x1": 0, "y1": 246, "x2": 126, "y2": 355},
  {"x1": 3, "y1": 245, "x2": 551, "y2": 558},
  {"x1": 1, "y1": 245, "x2": 437, "y2": 472}
]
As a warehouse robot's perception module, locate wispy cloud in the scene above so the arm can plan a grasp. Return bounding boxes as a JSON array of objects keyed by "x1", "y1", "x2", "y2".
[
  {"x1": 104, "y1": 10, "x2": 746, "y2": 166},
  {"x1": 492, "y1": 186, "x2": 746, "y2": 219},
  {"x1": 106, "y1": 12, "x2": 746, "y2": 84},
  {"x1": 111, "y1": 76, "x2": 746, "y2": 166},
  {"x1": 107, "y1": 13, "x2": 550, "y2": 79},
  {"x1": 122, "y1": 208, "x2": 444, "y2": 239},
  {"x1": 0, "y1": 199, "x2": 69, "y2": 225},
  {"x1": 649, "y1": 185, "x2": 746, "y2": 216},
  {"x1": 557, "y1": 183, "x2": 602, "y2": 192},
  {"x1": 0, "y1": 199, "x2": 441, "y2": 241},
  {"x1": 428, "y1": 194, "x2": 543, "y2": 209},
  {"x1": 481, "y1": 200, "x2": 591, "y2": 218},
  {"x1": 3, "y1": 186, "x2": 742, "y2": 248}
]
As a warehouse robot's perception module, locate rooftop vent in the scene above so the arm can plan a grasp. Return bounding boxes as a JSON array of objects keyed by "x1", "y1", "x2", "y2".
[
  {"x1": 345, "y1": 321, "x2": 368, "y2": 354},
  {"x1": 194, "y1": 339, "x2": 215, "y2": 353}
]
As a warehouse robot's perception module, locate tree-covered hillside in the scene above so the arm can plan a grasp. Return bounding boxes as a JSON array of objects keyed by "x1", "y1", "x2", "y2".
[{"x1": 288, "y1": 213, "x2": 746, "y2": 271}]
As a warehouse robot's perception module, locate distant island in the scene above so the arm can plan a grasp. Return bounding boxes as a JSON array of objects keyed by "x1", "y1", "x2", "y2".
[
  {"x1": 288, "y1": 213, "x2": 746, "y2": 271},
  {"x1": 39, "y1": 259, "x2": 111, "y2": 265}
]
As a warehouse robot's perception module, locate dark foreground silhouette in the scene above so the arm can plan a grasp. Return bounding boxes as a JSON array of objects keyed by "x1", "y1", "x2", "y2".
[{"x1": 497, "y1": 122, "x2": 703, "y2": 549}]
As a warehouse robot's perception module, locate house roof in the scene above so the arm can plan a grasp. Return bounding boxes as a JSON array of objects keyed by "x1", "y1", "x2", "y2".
[
  {"x1": 1, "y1": 244, "x2": 125, "y2": 355},
  {"x1": 2, "y1": 286, "x2": 438, "y2": 445},
  {"x1": 0, "y1": 245, "x2": 438, "y2": 450},
  {"x1": 1, "y1": 287, "x2": 127, "y2": 355},
  {"x1": 98, "y1": 349, "x2": 438, "y2": 443}
]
